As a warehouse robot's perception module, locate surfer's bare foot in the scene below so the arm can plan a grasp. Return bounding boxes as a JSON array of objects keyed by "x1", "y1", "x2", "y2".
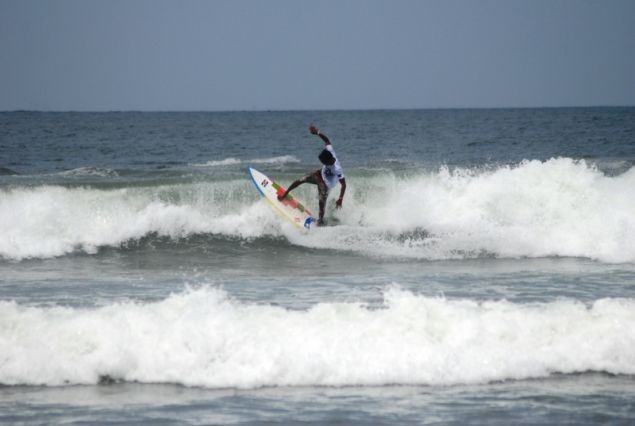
[{"x1": 317, "y1": 218, "x2": 325, "y2": 227}]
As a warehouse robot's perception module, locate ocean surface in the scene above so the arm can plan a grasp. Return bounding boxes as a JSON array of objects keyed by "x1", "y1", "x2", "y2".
[{"x1": 1, "y1": 108, "x2": 634, "y2": 425}]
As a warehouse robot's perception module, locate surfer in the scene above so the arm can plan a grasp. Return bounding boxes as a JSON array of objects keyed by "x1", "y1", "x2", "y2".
[{"x1": 278, "y1": 126, "x2": 346, "y2": 226}]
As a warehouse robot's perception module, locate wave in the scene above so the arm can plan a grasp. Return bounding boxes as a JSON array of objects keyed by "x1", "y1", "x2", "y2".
[
  {"x1": 192, "y1": 155, "x2": 300, "y2": 167},
  {"x1": 1, "y1": 158, "x2": 634, "y2": 262},
  {"x1": 0, "y1": 181, "x2": 263, "y2": 260},
  {"x1": 0, "y1": 286, "x2": 633, "y2": 388}
]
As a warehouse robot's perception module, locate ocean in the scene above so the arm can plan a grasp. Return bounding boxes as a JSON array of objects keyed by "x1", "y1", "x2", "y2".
[{"x1": 1, "y1": 108, "x2": 634, "y2": 425}]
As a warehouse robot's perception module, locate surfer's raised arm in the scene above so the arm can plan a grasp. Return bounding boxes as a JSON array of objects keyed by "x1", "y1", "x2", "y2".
[{"x1": 310, "y1": 125, "x2": 331, "y2": 145}]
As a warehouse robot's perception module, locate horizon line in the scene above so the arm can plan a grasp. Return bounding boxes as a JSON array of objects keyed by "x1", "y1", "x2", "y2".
[{"x1": 2, "y1": 104, "x2": 634, "y2": 113}]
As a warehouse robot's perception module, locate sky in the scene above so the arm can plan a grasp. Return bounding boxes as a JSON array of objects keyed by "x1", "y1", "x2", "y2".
[{"x1": 1, "y1": 0, "x2": 634, "y2": 111}]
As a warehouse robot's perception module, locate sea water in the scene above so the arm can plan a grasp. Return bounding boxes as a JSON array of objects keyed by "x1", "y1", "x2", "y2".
[{"x1": 1, "y1": 109, "x2": 634, "y2": 424}]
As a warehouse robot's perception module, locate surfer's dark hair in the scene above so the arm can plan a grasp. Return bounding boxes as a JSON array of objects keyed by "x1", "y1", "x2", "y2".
[{"x1": 318, "y1": 149, "x2": 336, "y2": 166}]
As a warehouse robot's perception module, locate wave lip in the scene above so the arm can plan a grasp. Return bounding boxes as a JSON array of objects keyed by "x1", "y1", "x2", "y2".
[
  {"x1": 0, "y1": 186, "x2": 211, "y2": 260},
  {"x1": 0, "y1": 286, "x2": 633, "y2": 388}
]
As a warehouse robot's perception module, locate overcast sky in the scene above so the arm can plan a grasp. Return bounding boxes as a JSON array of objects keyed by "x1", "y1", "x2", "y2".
[{"x1": 1, "y1": 0, "x2": 634, "y2": 111}]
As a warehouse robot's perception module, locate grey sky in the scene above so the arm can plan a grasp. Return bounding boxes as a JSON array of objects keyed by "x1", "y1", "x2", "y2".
[{"x1": 1, "y1": 0, "x2": 634, "y2": 111}]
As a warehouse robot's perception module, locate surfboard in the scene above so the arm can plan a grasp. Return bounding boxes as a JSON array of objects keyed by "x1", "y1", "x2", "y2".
[{"x1": 248, "y1": 167, "x2": 316, "y2": 230}]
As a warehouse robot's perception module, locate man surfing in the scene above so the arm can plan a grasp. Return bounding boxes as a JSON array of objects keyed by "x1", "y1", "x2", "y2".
[{"x1": 277, "y1": 126, "x2": 346, "y2": 226}]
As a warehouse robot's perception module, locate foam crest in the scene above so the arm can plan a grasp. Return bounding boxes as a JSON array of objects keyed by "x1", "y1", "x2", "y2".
[{"x1": 1, "y1": 286, "x2": 633, "y2": 388}]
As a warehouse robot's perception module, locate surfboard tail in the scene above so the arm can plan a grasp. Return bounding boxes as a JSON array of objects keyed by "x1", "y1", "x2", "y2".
[{"x1": 304, "y1": 217, "x2": 315, "y2": 229}]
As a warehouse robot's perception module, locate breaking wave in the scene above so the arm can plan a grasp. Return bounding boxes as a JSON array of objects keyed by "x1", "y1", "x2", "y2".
[{"x1": 0, "y1": 286, "x2": 633, "y2": 388}]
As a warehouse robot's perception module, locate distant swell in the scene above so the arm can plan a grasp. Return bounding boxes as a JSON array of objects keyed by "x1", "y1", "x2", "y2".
[
  {"x1": 56, "y1": 167, "x2": 119, "y2": 178},
  {"x1": 1, "y1": 158, "x2": 634, "y2": 263},
  {"x1": 192, "y1": 155, "x2": 300, "y2": 167},
  {"x1": 0, "y1": 286, "x2": 634, "y2": 388},
  {"x1": 0, "y1": 167, "x2": 19, "y2": 176}
]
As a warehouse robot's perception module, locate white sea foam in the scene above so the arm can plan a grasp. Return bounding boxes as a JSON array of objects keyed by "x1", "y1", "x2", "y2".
[
  {"x1": 295, "y1": 158, "x2": 635, "y2": 263},
  {"x1": 192, "y1": 155, "x2": 300, "y2": 167},
  {"x1": 0, "y1": 286, "x2": 633, "y2": 388},
  {"x1": 1, "y1": 158, "x2": 634, "y2": 262}
]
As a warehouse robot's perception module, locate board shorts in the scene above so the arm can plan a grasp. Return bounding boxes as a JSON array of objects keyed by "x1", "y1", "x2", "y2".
[{"x1": 298, "y1": 169, "x2": 329, "y2": 205}]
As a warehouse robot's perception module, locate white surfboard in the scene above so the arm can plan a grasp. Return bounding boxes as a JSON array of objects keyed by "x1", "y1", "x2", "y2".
[{"x1": 248, "y1": 167, "x2": 316, "y2": 229}]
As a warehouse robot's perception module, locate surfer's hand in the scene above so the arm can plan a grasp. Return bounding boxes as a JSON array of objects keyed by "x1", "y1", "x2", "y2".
[
  {"x1": 336, "y1": 198, "x2": 343, "y2": 208},
  {"x1": 309, "y1": 126, "x2": 319, "y2": 135}
]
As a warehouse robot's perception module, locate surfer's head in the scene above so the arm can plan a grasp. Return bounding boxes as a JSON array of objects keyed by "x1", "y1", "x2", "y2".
[{"x1": 318, "y1": 149, "x2": 336, "y2": 166}]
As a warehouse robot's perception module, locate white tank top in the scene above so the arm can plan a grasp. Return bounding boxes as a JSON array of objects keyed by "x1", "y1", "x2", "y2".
[{"x1": 320, "y1": 145, "x2": 345, "y2": 189}]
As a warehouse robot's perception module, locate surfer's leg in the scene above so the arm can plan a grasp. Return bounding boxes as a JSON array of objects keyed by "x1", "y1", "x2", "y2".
[
  {"x1": 317, "y1": 179, "x2": 328, "y2": 225},
  {"x1": 281, "y1": 179, "x2": 302, "y2": 198},
  {"x1": 279, "y1": 169, "x2": 320, "y2": 200}
]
